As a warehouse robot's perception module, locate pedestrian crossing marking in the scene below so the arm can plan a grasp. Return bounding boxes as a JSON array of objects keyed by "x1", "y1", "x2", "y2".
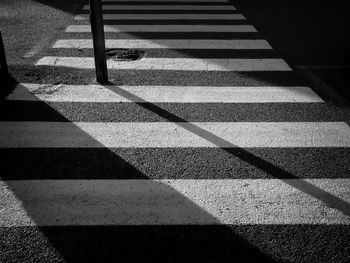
[
  {"x1": 1, "y1": 122, "x2": 349, "y2": 148},
  {"x1": 74, "y1": 13, "x2": 246, "y2": 20},
  {"x1": 53, "y1": 39, "x2": 272, "y2": 50},
  {"x1": 2, "y1": 0, "x2": 350, "y2": 260},
  {"x1": 82, "y1": 4, "x2": 237, "y2": 10},
  {"x1": 65, "y1": 24, "x2": 257, "y2": 33},
  {"x1": 101, "y1": 0, "x2": 229, "y2": 2},
  {"x1": 1, "y1": 179, "x2": 349, "y2": 227},
  {"x1": 8, "y1": 84, "x2": 323, "y2": 103},
  {"x1": 36, "y1": 57, "x2": 292, "y2": 71}
]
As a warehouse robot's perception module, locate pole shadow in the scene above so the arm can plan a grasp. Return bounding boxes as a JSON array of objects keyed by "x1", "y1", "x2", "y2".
[
  {"x1": 1, "y1": 80, "x2": 276, "y2": 262},
  {"x1": 1, "y1": 2, "x2": 349, "y2": 261},
  {"x1": 102, "y1": 82, "x2": 350, "y2": 217}
]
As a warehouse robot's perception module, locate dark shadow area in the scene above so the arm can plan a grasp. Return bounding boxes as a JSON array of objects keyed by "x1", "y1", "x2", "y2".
[
  {"x1": 230, "y1": 0, "x2": 350, "y2": 103},
  {"x1": 307, "y1": 67, "x2": 350, "y2": 103},
  {"x1": 2, "y1": 224, "x2": 349, "y2": 263},
  {"x1": 230, "y1": 0, "x2": 349, "y2": 66},
  {"x1": 0, "y1": 73, "x2": 18, "y2": 99}
]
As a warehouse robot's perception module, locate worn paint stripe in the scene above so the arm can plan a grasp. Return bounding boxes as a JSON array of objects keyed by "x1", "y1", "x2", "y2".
[
  {"x1": 53, "y1": 39, "x2": 272, "y2": 49},
  {"x1": 35, "y1": 57, "x2": 292, "y2": 71},
  {"x1": 0, "y1": 122, "x2": 349, "y2": 148},
  {"x1": 82, "y1": 4, "x2": 236, "y2": 10},
  {"x1": 65, "y1": 24, "x2": 257, "y2": 32},
  {"x1": 8, "y1": 84, "x2": 323, "y2": 103},
  {"x1": 1, "y1": 179, "x2": 349, "y2": 226},
  {"x1": 75, "y1": 13, "x2": 245, "y2": 20}
]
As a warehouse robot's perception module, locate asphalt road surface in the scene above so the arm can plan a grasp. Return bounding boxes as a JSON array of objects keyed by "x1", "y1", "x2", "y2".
[{"x1": 1, "y1": 0, "x2": 350, "y2": 262}]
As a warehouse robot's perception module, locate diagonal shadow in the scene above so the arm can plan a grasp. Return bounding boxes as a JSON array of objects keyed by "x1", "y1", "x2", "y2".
[
  {"x1": 1, "y1": 2, "x2": 349, "y2": 262},
  {"x1": 0, "y1": 80, "x2": 277, "y2": 262},
  {"x1": 102, "y1": 82, "x2": 350, "y2": 216}
]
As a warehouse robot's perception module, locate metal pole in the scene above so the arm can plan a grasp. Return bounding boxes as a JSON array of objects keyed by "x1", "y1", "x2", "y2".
[
  {"x1": 0, "y1": 31, "x2": 9, "y2": 76},
  {"x1": 89, "y1": 0, "x2": 108, "y2": 83}
]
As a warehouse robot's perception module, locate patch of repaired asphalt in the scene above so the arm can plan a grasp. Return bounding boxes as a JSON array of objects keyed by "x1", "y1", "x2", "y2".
[{"x1": 106, "y1": 49, "x2": 145, "y2": 61}]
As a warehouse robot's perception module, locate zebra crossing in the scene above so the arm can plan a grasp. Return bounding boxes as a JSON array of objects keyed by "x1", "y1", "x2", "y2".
[
  {"x1": 74, "y1": 13, "x2": 246, "y2": 20},
  {"x1": 1, "y1": 0, "x2": 350, "y2": 261},
  {"x1": 81, "y1": 4, "x2": 237, "y2": 10}
]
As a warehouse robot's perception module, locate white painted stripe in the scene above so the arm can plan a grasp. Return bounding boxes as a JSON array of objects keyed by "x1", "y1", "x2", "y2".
[
  {"x1": 1, "y1": 179, "x2": 349, "y2": 226},
  {"x1": 83, "y1": 4, "x2": 236, "y2": 10},
  {"x1": 65, "y1": 24, "x2": 257, "y2": 33},
  {"x1": 75, "y1": 13, "x2": 245, "y2": 20},
  {"x1": 53, "y1": 39, "x2": 272, "y2": 50},
  {"x1": 36, "y1": 57, "x2": 292, "y2": 71},
  {"x1": 1, "y1": 122, "x2": 349, "y2": 148},
  {"x1": 8, "y1": 84, "x2": 324, "y2": 103},
  {"x1": 101, "y1": 0, "x2": 229, "y2": 2}
]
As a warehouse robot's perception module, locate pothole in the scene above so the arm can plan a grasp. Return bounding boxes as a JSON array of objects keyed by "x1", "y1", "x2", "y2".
[{"x1": 106, "y1": 48, "x2": 145, "y2": 61}]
